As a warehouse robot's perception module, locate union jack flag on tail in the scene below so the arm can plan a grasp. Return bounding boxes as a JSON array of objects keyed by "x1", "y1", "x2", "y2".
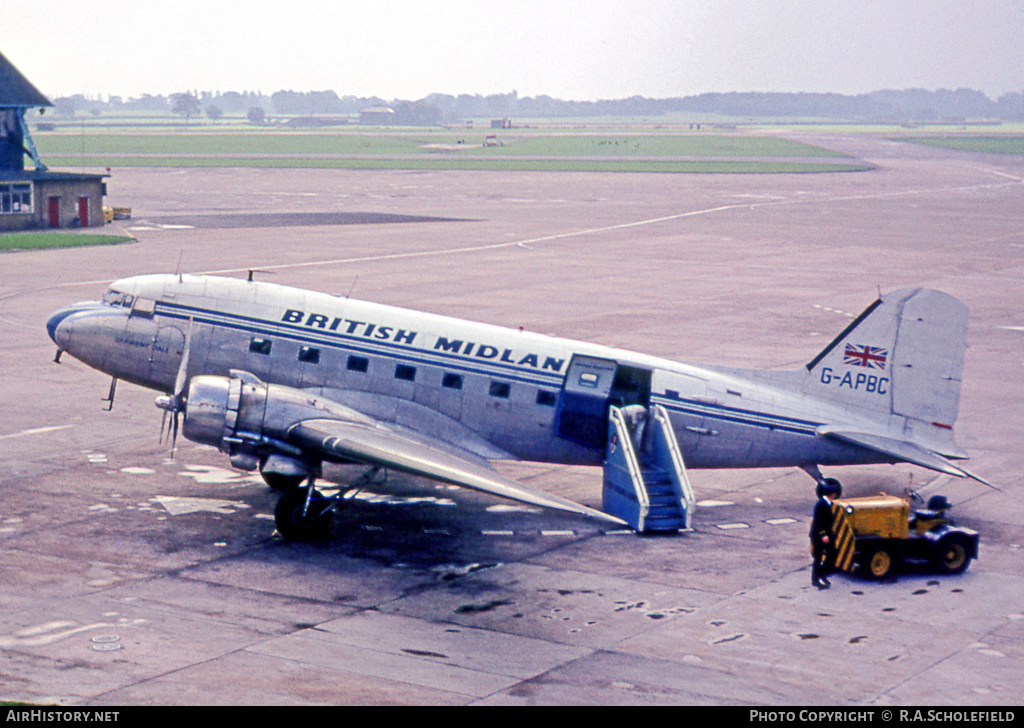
[{"x1": 844, "y1": 344, "x2": 887, "y2": 369}]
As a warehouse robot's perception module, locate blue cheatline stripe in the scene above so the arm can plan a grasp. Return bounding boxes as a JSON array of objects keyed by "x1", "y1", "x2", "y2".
[
  {"x1": 652, "y1": 394, "x2": 821, "y2": 437},
  {"x1": 154, "y1": 300, "x2": 823, "y2": 437},
  {"x1": 154, "y1": 300, "x2": 566, "y2": 389}
]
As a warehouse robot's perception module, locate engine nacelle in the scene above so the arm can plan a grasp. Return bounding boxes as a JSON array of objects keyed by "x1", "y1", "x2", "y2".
[
  {"x1": 180, "y1": 372, "x2": 371, "y2": 460},
  {"x1": 181, "y1": 375, "x2": 234, "y2": 448}
]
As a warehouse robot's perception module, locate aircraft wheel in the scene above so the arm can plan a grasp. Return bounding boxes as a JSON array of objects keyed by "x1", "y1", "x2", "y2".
[
  {"x1": 933, "y1": 533, "x2": 972, "y2": 575},
  {"x1": 275, "y1": 488, "x2": 332, "y2": 541},
  {"x1": 860, "y1": 543, "x2": 900, "y2": 580}
]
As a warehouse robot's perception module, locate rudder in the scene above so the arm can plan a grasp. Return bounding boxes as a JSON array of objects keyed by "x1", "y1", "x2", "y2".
[{"x1": 804, "y1": 288, "x2": 968, "y2": 455}]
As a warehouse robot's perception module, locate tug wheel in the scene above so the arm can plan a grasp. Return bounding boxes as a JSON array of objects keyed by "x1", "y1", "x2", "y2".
[
  {"x1": 861, "y1": 544, "x2": 900, "y2": 580},
  {"x1": 934, "y1": 533, "x2": 972, "y2": 575}
]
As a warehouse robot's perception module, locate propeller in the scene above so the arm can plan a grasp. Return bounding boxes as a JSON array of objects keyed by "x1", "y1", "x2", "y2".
[{"x1": 155, "y1": 318, "x2": 193, "y2": 456}]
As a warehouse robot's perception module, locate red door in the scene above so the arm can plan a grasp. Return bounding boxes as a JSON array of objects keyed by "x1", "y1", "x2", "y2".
[
  {"x1": 48, "y1": 197, "x2": 60, "y2": 228},
  {"x1": 78, "y1": 197, "x2": 90, "y2": 227}
]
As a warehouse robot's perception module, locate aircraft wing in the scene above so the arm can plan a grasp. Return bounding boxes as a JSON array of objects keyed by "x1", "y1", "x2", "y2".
[
  {"x1": 287, "y1": 417, "x2": 626, "y2": 525},
  {"x1": 819, "y1": 427, "x2": 996, "y2": 488}
]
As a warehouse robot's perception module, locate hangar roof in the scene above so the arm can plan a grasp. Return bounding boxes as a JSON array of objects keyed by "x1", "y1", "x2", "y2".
[{"x1": 0, "y1": 52, "x2": 52, "y2": 109}]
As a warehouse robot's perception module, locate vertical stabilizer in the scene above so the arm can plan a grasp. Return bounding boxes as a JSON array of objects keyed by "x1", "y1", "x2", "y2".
[{"x1": 804, "y1": 288, "x2": 968, "y2": 456}]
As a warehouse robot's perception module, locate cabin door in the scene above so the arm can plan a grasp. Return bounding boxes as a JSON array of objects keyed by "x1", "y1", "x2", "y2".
[{"x1": 556, "y1": 355, "x2": 651, "y2": 449}]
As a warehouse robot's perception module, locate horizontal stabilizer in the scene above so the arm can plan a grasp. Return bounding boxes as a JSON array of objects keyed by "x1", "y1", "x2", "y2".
[{"x1": 820, "y1": 427, "x2": 996, "y2": 488}]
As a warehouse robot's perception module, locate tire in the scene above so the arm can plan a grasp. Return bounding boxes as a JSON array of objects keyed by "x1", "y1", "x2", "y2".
[
  {"x1": 274, "y1": 488, "x2": 332, "y2": 541},
  {"x1": 860, "y1": 543, "x2": 900, "y2": 580},
  {"x1": 933, "y1": 533, "x2": 972, "y2": 575}
]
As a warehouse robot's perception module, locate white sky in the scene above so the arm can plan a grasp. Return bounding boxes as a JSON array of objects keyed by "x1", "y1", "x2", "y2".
[{"x1": 4, "y1": 0, "x2": 1023, "y2": 101}]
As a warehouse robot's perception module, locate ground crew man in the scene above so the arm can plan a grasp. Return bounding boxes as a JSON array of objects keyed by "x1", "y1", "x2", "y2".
[{"x1": 810, "y1": 479, "x2": 841, "y2": 589}]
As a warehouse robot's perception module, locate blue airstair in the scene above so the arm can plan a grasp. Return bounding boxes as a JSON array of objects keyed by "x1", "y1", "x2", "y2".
[{"x1": 602, "y1": 405, "x2": 695, "y2": 533}]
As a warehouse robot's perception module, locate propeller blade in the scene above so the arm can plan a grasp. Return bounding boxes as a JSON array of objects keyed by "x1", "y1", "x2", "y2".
[
  {"x1": 173, "y1": 317, "x2": 193, "y2": 399},
  {"x1": 157, "y1": 317, "x2": 190, "y2": 457}
]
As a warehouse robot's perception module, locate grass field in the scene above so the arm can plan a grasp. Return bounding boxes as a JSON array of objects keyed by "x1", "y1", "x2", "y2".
[
  {"x1": 0, "y1": 232, "x2": 134, "y2": 252},
  {"x1": 36, "y1": 131, "x2": 845, "y2": 157},
  {"x1": 894, "y1": 135, "x2": 1024, "y2": 154},
  {"x1": 33, "y1": 127, "x2": 872, "y2": 173}
]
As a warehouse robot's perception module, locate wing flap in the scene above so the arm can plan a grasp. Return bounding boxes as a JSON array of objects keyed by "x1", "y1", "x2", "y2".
[
  {"x1": 289, "y1": 418, "x2": 625, "y2": 524},
  {"x1": 820, "y1": 427, "x2": 996, "y2": 488}
]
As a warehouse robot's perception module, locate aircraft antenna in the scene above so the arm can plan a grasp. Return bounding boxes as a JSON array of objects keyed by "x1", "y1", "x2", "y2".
[
  {"x1": 346, "y1": 275, "x2": 359, "y2": 299},
  {"x1": 175, "y1": 251, "x2": 184, "y2": 283},
  {"x1": 247, "y1": 269, "x2": 274, "y2": 282}
]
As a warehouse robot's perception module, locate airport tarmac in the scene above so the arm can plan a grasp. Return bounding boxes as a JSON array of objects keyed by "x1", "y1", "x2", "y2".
[{"x1": 1, "y1": 133, "x2": 1022, "y2": 705}]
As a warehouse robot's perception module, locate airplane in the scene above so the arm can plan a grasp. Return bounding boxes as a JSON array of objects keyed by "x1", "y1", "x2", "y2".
[{"x1": 46, "y1": 274, "x2": 990, "y2": 539}]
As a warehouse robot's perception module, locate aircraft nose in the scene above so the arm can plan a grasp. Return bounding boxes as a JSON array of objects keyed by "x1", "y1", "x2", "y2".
[
  {"x1": 46, "y1": 303, "x2": 97, "y2": 347},
  {"x1": 47, "y1": 308, "x2": 73, "y2": 345}
]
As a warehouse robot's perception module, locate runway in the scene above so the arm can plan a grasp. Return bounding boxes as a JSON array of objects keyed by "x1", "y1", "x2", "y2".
[{"x1": 1, "y1": 133, "x2": 1022, "y2": 705}]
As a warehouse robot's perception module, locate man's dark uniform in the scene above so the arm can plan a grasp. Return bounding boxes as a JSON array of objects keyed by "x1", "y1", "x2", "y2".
[{"x1": 810, "y1": 482, "x2": 838, "y2": 589}]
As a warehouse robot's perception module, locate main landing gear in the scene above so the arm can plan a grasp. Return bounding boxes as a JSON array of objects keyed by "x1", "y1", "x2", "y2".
[
  {"x1": 802, "y1": 465, "x2": 843, "y2": 498},
  {"x1": 272, "y1": 465, "x2": 382, "y2": 541}
]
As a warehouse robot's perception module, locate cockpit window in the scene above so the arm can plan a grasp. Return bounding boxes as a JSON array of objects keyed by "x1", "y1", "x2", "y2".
[{"x1": 102, "y1": 289, "x2": 134, "y2": 308}]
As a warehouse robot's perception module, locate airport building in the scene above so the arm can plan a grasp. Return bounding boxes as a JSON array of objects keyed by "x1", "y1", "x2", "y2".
[
  {"x1": 359, "y1": 106, "x2": 395, "y2": 125},
  {"x1": 0, "y1": 51, "x2": 106, "y2": 231}
]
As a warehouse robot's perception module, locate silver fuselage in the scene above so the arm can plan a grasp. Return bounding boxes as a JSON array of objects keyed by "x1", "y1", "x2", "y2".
[{"x1": 48, "y1": 274, "x2": 888, "y2": 471}]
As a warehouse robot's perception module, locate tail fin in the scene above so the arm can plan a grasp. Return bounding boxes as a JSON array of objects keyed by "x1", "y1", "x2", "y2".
[{"x1": 804, "y1": 288, "x2": 968, "y2": 458}]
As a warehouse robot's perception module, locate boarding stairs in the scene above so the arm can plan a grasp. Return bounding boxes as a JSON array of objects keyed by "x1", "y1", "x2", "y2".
[{"x1": 602, "y1": 404, "x2": 695, "y2": 533}]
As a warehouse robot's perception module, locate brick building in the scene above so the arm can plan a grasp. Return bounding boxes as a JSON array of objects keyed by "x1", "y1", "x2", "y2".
[{"x1": 1, "y1": 51, "x2": 106, "y2": 231}]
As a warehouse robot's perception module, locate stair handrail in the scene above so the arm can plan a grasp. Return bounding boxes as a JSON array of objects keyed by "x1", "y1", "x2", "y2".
[
  {"x1": 608, "y1": 405, "x2": 649, "y2": 511},
  {"x1": 651, "y1": 404, "x2": 696, "y2": 527}
]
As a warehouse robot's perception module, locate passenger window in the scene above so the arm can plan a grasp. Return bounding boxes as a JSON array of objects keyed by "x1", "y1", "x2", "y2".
[
  {"x1": 298, "y1": 346, "x2": 320, "y2": 364},
  {"x1": 395, "y1": 364, "x2": 416, "y2": 381},
  {"x1": 536, "y1": 390, "x2": 557, "y2": 407},
  {"x1": 347, "y1": 355, "x2": 369, "y2": 373},
  {"x1": 489, "y1": 381, "x2": 511, "y2": 399},
  {"x1": 249, "y1": 337, "x2": 272, "y2": 355},
  {"x1": 442, "y1": 373, "x2": 464, "y2": 390}
]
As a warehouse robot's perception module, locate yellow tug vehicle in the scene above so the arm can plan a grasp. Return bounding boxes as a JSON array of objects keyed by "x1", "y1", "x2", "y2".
[{"x1": 829, "y1": 491, "x2": 979, "y2": 580}]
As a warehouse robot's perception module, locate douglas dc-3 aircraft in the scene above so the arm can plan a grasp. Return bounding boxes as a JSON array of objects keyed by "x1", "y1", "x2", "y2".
[{"x1": 46, "y1": 275, "x2": 989, "y2": 538}]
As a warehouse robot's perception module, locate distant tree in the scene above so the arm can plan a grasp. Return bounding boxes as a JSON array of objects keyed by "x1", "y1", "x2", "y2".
[
  {"x1": 126, "y1": 94, "x2": 170, "y2": 112},
  {"x1": 206, "y1": 105, "x2": 224, "y2": 121},
  {"x1": 53, "y1": 96, "x2": 79, "y2": 117},
  {"x1": 247, "y1": 106, "x2": 266, "y2": 125},
  {"x1": 393, "y1": 100, "x2": 442, "y2": 126},
  {"x1": 171, "y1": 92, "x2": 201, "y2": 122},
  {"x1": 216, "y1": 91, "x2": 247, "y2": 113}
]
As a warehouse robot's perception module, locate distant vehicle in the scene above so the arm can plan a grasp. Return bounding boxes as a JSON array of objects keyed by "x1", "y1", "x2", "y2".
[
  {"x1": 829, "y1": 491, "x2": 979, "y2": 579},
  {"x1": 47, "y1": 277, "x2": 990, "y2": 539},
  {"x1": 102, "y1": 205, "x2": 131, "y2": 223}
]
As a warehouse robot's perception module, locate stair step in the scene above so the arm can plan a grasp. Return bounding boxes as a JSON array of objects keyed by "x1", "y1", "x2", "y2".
[
  {"x1": 644, "y1": 515, "x2": 685, "y2": 532},
  {"x1": 648, "y1": 493, "x2": 678, "y2": 506},
  {"x1": 648, "y1": 483, "x2": 675, "y2": 492}
]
